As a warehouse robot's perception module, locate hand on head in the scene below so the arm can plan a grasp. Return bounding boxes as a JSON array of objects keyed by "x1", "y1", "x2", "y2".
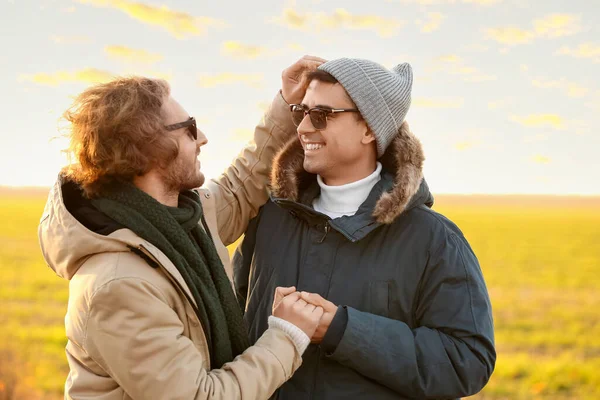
[{"x1": 281, "y1": 55, "x2": 328, "y2": 105}]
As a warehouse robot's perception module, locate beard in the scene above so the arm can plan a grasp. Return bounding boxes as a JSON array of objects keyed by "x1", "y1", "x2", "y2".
[{"x1": 162, "y1": 155, "x2": 205, "y2": 193}]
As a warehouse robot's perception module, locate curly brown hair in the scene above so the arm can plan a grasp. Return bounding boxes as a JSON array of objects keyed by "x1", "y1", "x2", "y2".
[{"x1": 62, "y1": 76, "x2": 179, "y2": 198}]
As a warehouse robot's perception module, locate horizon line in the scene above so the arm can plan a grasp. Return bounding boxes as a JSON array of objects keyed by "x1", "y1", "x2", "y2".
[{"x1": 1, "y1": 185, "x2": 599, "y2": 198}]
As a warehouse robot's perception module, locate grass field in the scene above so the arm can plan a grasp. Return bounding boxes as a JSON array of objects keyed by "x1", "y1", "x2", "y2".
[{"x1": 1, "y1": 188, "x2": 599, "y2": 399}]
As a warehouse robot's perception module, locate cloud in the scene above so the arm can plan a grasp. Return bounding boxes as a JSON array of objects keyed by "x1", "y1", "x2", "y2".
[
  {"x1": 220, "y1": 41, "x2": 306, "y2": 60},
  {"x1": 19, "y1": 68, "x2": 114, "y2": 86},
  {"x1": 386, "y1": 0, "x2": 501, "y2": 4},
  {"x1": 486, "y1": 27, "x2": 534, "y2": 45},
  {"x1": 272, "y1": 8, "x2": 403, "y2": 38},
  {"x1": 556, "y1": 43, "x2": 600, "y2": 62},
  {"x1": 413, "y1": 97, "x2": 464, "y2": 108},
  {"x1": 77, "y1": 0, "x2": 226, "y2": 39},
  {"x1": 532, "y1": 154, "x2": 551, "y2": 164},
  {"x1": 486, "y1": 13, "x2": 582, "y2": 46},
  {"x1": 198, "y1": 73, "x2": 264, "y2": 88},
  {"x1": 417, "y1": 12, "x2": 445, "y2": 33},
  {"x1": 50, "y1": 35, "x2": 91, "y2": 44},
  {"x1": 221, "y1": 41, "x2": 267, "y2": 60},
  {"x1": 104, "y1": 45, "x2": 163, "y2": 64},
  {"x1": 429, "y1": 55, "x2": 496, "y2": 82},
  {"x1": 531, "y1": 78, "x2": 589, "y2": 98},
  {"x1": 533, "y1": 14, "x2": 582, "y2": 38},
  {"x1": 511, "y1": 114, "x2": 564, "y2": 129},
  {"x1": 454, "y1": 141, "x2": 476, "y2": 151}
]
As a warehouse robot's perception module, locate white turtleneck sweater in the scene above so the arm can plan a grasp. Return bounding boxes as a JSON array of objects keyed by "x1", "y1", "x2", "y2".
[{"x1": 313, "y1": 162, "x2": 382, "y2": 219}]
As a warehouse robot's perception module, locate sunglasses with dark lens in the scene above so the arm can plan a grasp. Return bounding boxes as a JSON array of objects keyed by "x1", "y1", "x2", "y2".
[
  {"x1": 289, "y1": 104, "x2": 359, "y2": 130},
  {"x1": 164, "y1": 117, "x2": 197, "y2": 140}
]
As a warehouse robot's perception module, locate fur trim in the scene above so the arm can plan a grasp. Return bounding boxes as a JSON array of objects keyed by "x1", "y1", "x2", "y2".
[{"x1": 270, "y1": 121, "x2": 425, "y2": 224}]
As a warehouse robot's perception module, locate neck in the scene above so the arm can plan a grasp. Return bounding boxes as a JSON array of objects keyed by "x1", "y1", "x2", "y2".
[
  {"x1": 133, "y1": 171, "x2": 178, "y2": 207},
  {"x1": 322, "y1": 162, "x2": 377, "y2": 186},
  {"x1": 313, "y1": 162, "x2": 382, "y2": 219}
]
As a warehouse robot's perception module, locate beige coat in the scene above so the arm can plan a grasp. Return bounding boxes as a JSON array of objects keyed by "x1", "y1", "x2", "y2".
[{"x1": 39, "y1": 92, "x2": 302, "y2": 400}]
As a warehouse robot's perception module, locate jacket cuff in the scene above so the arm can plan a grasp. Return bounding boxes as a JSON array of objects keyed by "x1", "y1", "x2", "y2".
[
  {"x1": 321, "y1": 305, "x2": 348, "y2": 355},
  {"x1": 268, "y1": 316, "x2": 310, "y2": 355}
]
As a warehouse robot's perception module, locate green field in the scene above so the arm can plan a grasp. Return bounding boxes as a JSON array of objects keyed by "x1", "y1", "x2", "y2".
[{"x1": 1, "y1": 188, "x2": 599, "y2": 399}]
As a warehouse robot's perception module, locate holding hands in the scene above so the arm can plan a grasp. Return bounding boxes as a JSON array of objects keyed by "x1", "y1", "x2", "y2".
[{"x1": 272, "y1": 287, "x2": 338, "y2": 344}]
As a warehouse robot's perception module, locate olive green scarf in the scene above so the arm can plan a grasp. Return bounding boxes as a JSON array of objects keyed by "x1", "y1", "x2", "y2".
[{"x1": 92, "y1": 183, "x2": 249, "y2": 368}]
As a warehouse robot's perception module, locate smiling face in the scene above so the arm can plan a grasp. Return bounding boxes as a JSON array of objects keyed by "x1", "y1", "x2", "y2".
[
  {"x1": 160, "y1": 96, "x2": 208, "y2": 192},
  {"x1": 298, "y1": 79, "x2": 377, "y2": 186}
]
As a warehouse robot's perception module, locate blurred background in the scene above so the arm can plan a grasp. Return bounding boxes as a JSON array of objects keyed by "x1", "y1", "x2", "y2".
[{"x1": 0, "y1": 0, "x2": 598, "y2": 398}]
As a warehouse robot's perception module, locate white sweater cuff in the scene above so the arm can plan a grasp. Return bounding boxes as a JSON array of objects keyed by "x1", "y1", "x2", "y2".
[{"x1": 268, "y1": 316, "x2": 311, "y2": 354}]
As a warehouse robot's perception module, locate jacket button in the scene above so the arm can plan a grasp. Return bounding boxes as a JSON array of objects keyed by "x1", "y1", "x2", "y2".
[{"x1": 204, "y1": 192, "x2": 211, "y2": 199}]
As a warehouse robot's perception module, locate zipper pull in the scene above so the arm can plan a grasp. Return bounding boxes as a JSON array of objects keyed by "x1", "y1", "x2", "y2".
[{"x1": 318, "y1": 222, "x2": 330, "y2": 243}]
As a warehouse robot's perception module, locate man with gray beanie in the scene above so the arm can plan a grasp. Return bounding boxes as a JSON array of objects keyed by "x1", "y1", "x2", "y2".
[{"x1": 234, "y1": 58, "x2": 496, "y2": 399}]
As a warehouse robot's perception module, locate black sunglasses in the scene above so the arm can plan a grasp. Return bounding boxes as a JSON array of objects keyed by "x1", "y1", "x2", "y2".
[
  {"x1": 164, "y1": 117, "x2": 197, "y2": 140},
  {"x1": 290, "y1": 104, "x2": 359, "y2": 130}
]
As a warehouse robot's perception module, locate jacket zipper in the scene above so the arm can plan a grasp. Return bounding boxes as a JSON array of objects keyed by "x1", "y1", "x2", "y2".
[
  {"x1": 274, "y1": 199, "x2": 358, "y2": 243},
  {"x1": 318, "y1": 222, "x2": 330, "y2": 243}
]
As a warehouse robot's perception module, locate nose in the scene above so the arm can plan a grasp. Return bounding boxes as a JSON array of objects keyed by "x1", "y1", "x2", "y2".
[
  {"x1": 297, "y1": 112, "x2": 316, "y2": 136},
  {"x1": 196, "y1": 128, "x2": 208, "y2": 147}
]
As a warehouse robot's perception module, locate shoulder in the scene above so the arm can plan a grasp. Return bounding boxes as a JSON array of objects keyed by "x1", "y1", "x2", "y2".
[
  {"x1": 70, "y1": 251, "x2": 177, "y2": 310},
  {"x1": 396, "y1": 205, "x2": 468, "y2": 247}
]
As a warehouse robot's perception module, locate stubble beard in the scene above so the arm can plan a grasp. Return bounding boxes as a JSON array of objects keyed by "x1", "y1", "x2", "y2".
[{"x1": 162, "y1": 157, "x2": 205, "y2": 194}]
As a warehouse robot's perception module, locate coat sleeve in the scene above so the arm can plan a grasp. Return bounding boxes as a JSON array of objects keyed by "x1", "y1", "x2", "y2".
[
  {"x1": 205, "y1": 91, "x2": 296, "y2": 246},
  {"x1": 84, "y1": 276, "x2": 302, "y2": 400},
  {"x1": 326, "y1": 233, "x2": 496, "y2": 399}
]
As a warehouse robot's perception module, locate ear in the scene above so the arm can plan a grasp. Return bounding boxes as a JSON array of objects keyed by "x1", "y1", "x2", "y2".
[{"x1": 361, "y1": 129, "x2": 376, "y2": 145}]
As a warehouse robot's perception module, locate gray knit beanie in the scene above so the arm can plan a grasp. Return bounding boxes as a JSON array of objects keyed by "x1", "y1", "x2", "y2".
[{"x1": 318, "y1": 58, "x2": 413, "y2": 157}]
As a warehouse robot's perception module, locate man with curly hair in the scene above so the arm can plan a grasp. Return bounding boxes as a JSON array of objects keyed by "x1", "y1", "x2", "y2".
[{"x1": 38, "y1": 56, "x2": 327, "y2": 400}]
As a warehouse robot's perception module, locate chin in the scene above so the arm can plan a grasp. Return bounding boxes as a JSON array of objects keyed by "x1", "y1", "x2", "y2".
[{"x1": 303, "y1": 159, "x2": 321, "y2": 175}]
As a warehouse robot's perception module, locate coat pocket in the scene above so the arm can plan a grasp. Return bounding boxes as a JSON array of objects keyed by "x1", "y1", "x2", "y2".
[{"x1": 368, "y1": 281, "x2": 390, "y2": 318}]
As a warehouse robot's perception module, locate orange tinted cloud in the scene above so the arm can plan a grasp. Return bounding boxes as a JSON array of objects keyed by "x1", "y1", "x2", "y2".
[
  {"x1": 273, "y1": 8, "x2": 403, "y2": 38},
  {"x1": 77, "y1": 0, "x2": 226, "y2": 38},
  {"x1": 511, "y1": 114, "x2": 564, "y2": 129},
  {"x1": 431, "y1": 55, "x2": 497, "y2": 82},
  {"x1": 418, "y1": 12, "x2": 445, "y2": 33},
  {"x1": 487, "y1": 14, "x2": 582, "y2": 46},
  {"x1": 20, "y1": 68, "x2": 114, "y2": 86},
  {"x1": 532, "y1": 78, "x2": 589, "y2": 98},
  {"x1": 221, "y1": 41, "x2": 267, "y2": 60},
  {"x1": 556, "y1": 43, "x2": 600, "y2": 62},
  {"x1": 105, "y1": 45, "x2": 163, "y2": 63},
  {"x1": 532, "y1": 155, "x2": 551, "y2": 164}
]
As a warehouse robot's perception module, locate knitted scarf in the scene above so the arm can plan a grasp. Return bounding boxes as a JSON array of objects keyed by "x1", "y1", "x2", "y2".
[{"x1": 91, "y1": 182, "x2": 249, "y2": 368}]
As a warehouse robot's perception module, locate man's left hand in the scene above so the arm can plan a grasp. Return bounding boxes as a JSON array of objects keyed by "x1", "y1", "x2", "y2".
[{"x1": 300, "y1": 291, "x2": 338, "y2": 344}]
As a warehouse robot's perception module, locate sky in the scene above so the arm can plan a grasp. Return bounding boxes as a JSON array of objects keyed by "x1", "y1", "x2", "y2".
[{"x1": 1, "y1": 0, "x2": 598, "y2": 194}]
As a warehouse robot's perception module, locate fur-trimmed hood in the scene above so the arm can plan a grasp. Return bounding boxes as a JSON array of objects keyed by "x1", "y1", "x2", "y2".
[{"x1": 270, "y1": 121, "x2": 430, "y2": 225}]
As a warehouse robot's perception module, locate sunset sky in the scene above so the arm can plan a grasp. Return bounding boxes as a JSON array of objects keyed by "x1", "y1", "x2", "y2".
[{"x1": 1, "y1": 0, "x2": 598, "y2": 194}]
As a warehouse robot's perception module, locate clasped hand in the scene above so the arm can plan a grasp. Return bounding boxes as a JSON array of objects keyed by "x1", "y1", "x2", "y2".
[{"x1": 272, "y1": 287, "x2": 338, "y2": 344}]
